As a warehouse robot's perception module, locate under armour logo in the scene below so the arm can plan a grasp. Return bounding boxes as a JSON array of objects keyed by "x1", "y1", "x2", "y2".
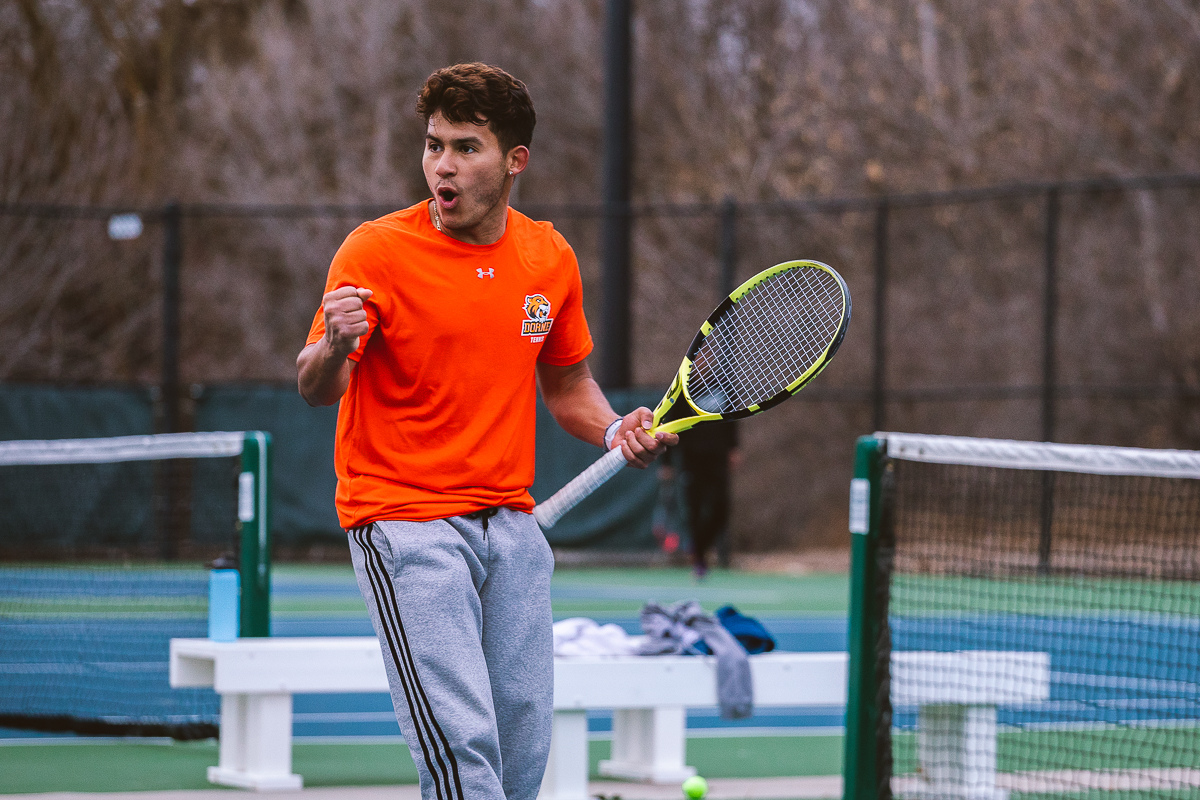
[{"x1": 477, "y1": 268, "x2": 495, "y2": 279}]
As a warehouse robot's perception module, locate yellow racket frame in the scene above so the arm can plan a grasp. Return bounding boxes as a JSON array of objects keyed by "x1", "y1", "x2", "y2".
[{"x1": 649, "y1": 259, "x2": 850, "y2": 435}]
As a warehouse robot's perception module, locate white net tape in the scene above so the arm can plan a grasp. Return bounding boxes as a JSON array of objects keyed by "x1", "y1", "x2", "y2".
[
  {"x1": 880, "y1": 432, "x2": 1200, "y2": 480},
  {"x1": 0, "y1": 432, "x2": 246, "y2": 466}
]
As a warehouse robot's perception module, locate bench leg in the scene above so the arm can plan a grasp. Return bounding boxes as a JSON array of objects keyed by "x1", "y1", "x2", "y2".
[
  {"x1": 539, "y1": 709, "x2": 589, "y2": 800},
  {"x1": 904, "y1": 704, "x2": 1006, "y2": 800},
  {"x1": 207, "y1": 692, "x2": 303, "y2": 791},
  {"x1": 599, "y1": 707, "x2": 696, "y2": 784}
]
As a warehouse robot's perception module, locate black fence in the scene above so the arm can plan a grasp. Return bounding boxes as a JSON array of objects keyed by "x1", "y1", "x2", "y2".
[{"x1": 3, "y1": 172, "x2": 1199, "y2": 549}]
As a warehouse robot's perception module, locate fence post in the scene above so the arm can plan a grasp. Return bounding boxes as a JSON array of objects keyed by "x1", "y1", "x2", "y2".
[
  {"x1": 600, "y1": 0, "x2": 633, "y2": 389},
  {"x1": 718, "y1": 196, "x2": 737, "y2": 296},
  {"x1": 1041, "y1": 187, "x2": 1059, "y2": 443},
  {"x1": 161, "y1": 201, "x2": 182, "y2": 434},
  {"x1": 1038, "y1": 186, "x2": 1060, "y2": 573},
  {"x1": 872, "y1": 200, "x2": 889, "y2": 432},
  {"x1": 158, "y1": 202, "x2": 187, "y2": 561}
]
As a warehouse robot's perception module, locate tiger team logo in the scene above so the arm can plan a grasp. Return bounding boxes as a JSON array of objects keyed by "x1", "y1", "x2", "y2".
[{"x1": 522, "y1": 294, "x2": 554, "y2": 338}]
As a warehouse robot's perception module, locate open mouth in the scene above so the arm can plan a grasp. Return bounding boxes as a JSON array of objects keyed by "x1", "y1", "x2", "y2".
[{"x1": 437, "y1": 187, "x2": 459, "y2": 209}]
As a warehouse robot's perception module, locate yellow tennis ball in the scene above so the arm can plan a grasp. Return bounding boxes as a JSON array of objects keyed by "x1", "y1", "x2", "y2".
[{"x1": 682, "y1": 775, "x2": 708, "y2": 799}]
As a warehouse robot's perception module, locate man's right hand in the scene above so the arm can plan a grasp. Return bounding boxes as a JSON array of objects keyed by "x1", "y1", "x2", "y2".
[
  {"x1": 298, "y1": 286, "x2": 374, "y2": 407},
  {"x1": 322, "y1": 286, "x2": 374, "y2": 357}
]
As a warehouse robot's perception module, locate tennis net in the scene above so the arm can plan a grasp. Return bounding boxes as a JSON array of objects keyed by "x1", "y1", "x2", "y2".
[
  {"x1": 0, "y1": 431, "x2": 271, "y2": 739},
  {"x1": 844, "y1": 433, "x2": 1200, "y2": 800}
]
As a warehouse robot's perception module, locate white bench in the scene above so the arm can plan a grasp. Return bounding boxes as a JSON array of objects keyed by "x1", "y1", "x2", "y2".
[
  {"x1": 169, "y1": 638, "x2": 1049, "y2": 800},
  {"x1": 169, "y1": 637, "x2": 845, "y2": 797},
  {"x1": 891, "y1": 651, "x2": 1051, "y2": 800},
  {"x1": 549, "y1": 650, "x2": 847, "y2": 799},
  {"x1": 170, "y1": 638, "x2": 385, "y2": 791}
]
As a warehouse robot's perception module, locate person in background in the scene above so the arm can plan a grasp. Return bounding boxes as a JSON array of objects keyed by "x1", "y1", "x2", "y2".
[{"x1": 665, "y1": 422, "x2": 739, "y2": 577}]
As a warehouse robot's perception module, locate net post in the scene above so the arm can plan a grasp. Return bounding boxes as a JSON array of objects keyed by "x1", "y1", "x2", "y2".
[
  {"x1": 238, "y1": 431, "x2": 272, "y2": 637},
  {"x1": 843, "y1": 434, "x2": 891, "y2": 800}
]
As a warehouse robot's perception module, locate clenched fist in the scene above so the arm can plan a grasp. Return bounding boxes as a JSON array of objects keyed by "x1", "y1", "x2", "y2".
[{"x1": 322, "y1": 286, "x2": 374, "y2": 358}]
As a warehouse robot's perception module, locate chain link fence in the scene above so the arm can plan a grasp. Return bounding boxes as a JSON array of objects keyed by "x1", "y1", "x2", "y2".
[{"x1": 2, "y1": 173, "x2": 1198, "y2": 550}]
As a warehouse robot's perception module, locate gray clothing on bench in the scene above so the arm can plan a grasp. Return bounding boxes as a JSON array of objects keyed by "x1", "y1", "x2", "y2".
[{"x1": 638, "y1": 599, "x2": 753, "y2": 719}]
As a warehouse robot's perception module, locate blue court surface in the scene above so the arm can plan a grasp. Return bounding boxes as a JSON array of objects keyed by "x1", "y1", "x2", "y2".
[
  {"x1": 0, "y1": 566, "x2": 215, "y2": 738},
  {"x1": 269, "y1": 567, "x2": 852, "y2": 739},
  {"x1": 892, "y1": 614, "x2": 1200, "y2": 731},
  {"x1": 0, "y1": 564, "x2": 850, "y2": 742},
  {"x1": 4, "y1": 564, "x2": 1199, "y2": 744}
]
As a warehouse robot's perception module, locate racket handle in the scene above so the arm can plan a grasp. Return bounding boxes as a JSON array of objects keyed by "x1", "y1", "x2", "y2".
[{"x1": 533, "y1": 445, "x2": 629, "y2": 529}]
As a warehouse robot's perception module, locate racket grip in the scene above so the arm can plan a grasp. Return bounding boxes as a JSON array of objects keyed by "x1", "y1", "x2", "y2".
[{"x1": 533, "y1": 445, "x2": 629, "y2": 529}]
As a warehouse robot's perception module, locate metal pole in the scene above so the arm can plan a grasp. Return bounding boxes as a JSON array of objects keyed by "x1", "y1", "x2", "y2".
[
  {"x1": 1038, "y1": 187, "x2": 1060, "y2": 573},
  {"x1": 715, "y1": 196, "x2": 738, "y2": 569},
  {"x1": 718, "y1": 196, "x2": 737, "y2": 296},
  {"x1": 158, "y1": 202, "x2": 186, "y2": 561},
  {"x1": 871, "y1": 200, "x2": 889, "y2": 432},
  {"x1": 600, "y1": 0, "x2": 633, "y2": 389},
  {"x1": 1041, "y1": 187, "x2": 1059, "y2": 443},
  {"x1": 161, "y1": 202, "x2": 182, "y2": 434}
]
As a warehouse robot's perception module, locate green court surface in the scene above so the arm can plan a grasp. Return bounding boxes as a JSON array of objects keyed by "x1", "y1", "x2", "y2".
[
  {"x1": 0, "y1": 735, "x2": 844, "y2": 793},
  {"x1": 894, "y1": 726, "x2": 1200, "y2": 777},
  {"x1": 271, "y1": 563, "x2": 851, "y2": 619},
  {"x1": 0, "y1": 740, "x2": 417, "y2": 793},
  {"x1": 548, "y1": 567, "x2": 850, "y2": 618},
  {"x1": 1, "y1": 562, "x2": 850, "y2": 618},
  {"x1": 892, "y1": 573, "x2": 1200, "y2": 616}
]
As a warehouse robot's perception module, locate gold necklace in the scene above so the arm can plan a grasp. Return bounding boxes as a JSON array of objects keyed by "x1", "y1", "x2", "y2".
[{"x1": 432, "y1": 202, "x2": 442, "y2": 232}]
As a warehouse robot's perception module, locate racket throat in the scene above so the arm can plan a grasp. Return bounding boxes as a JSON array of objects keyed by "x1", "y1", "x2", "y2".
[{"x1": 653, "y1": 372, "x2": 689, "y2": 430}]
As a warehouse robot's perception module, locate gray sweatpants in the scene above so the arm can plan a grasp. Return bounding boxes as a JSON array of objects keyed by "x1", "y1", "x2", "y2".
[{"x1": 347, "y1": 509, "x2": 555, "y2": 800}]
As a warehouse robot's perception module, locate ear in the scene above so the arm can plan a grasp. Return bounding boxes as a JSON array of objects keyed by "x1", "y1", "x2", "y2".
[{"x1": 506, "y1": 146, "x2": 530, "y2": 176}]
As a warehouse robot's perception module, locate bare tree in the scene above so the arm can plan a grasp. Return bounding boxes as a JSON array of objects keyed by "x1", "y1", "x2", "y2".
[{"x1": 2, "y1": 0, "x2": 1198, "y2": 549}]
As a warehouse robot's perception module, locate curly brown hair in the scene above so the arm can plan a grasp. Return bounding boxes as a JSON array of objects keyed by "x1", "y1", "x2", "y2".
[{"x1": 416, "y1": 63, "x2": 536, "y2": 154}]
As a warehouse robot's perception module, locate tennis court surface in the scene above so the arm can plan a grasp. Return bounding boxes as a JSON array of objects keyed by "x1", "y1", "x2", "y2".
[
  {"x1": 1, "y1": 564, "x2": 851, "y2": 796},
  {"x1": 6, "y1": 432, "x2": 1200, "y2": 798}
]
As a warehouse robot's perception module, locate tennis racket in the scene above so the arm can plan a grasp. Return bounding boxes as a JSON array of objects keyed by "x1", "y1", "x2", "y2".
[{"x1": 533, "y1": 259, "x2": 851, "y2": 529}]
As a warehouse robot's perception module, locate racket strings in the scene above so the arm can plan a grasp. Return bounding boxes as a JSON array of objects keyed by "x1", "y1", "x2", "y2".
[
  {"x1": 687, "y1": 268, "x2": 845, "y2": 413},
  {"x1": 694, "y1": 281, "x2": 840, "y2": 411}
]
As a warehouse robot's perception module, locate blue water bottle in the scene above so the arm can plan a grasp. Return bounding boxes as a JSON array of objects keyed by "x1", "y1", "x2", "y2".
[{"x1": 208, "y1": 555, "x2": 240, "y2": 641}]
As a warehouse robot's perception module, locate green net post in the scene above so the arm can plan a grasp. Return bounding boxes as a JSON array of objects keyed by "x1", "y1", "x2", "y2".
[
  {"x1": 843, "y1": 435, "x2": 889, "y2": 800},
  {"x1": 238, "y1": 431, "x2": 272, "y2": 637}
]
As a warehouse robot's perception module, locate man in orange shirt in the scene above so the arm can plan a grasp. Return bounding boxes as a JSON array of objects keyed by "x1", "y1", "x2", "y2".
[{"x1": 297, "y1": 63, "x2": 676, "y2": 800}]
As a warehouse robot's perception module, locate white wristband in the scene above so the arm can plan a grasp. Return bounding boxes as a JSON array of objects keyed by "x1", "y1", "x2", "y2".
[{"x1": 603, "y1": 418, "x2": 623, "y2": 451}]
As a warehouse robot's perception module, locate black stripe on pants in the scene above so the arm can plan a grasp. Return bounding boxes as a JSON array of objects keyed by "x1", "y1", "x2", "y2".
[{"x1": 350, "y1": 525, "x2": 464, "y2": 800}]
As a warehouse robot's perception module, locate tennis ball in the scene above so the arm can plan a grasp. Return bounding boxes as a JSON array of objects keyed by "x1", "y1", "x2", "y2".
[{"x1": 681, "y1": 775, "x2": 708, "y2": 799}]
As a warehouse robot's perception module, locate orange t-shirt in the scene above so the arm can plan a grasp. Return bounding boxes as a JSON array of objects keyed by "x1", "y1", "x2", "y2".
[{"x1": 306, "y1": 203, "x2": 593, "y2": 527}]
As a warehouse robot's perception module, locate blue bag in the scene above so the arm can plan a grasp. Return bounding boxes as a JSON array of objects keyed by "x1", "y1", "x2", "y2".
[{"x1": 715, "y1": 605, "x2": 776, "y2": 654}]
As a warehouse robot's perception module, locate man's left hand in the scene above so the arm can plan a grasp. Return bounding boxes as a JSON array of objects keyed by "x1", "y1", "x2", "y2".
[{"x1": 612, "y1": 407, "x2": 679, "y2": 469}]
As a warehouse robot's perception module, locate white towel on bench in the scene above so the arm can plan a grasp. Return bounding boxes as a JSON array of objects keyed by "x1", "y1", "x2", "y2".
[{"x1": 552, "y1": 617, "x2": 641, "y2": 656}]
